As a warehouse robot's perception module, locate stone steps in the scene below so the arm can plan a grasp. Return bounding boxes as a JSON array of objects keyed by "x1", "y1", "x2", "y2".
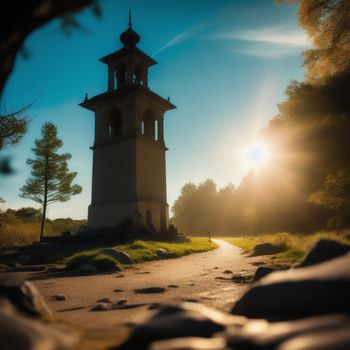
[{"x1": 154, "y1": 232, "x2": 191, "y2": 243}]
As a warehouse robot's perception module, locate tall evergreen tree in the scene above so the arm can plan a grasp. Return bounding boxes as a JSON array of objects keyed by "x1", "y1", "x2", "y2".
[{"x1": 20, "y1": 122, "x2": 82, "y2": 241}]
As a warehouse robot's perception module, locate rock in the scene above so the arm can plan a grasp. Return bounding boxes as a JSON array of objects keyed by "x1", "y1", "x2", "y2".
[
  {"x1": 231, "y1": 274, "x2": 253, "y2": 283},
  {"x1": 167, "y1": 285, "x2": 179, "y2": 288},
  {"x1": 115, "y1": 299, "x2": 127, "y2": 306},
  {"x1": 134, "y1": 287, "x2": 166, "y2": 294},
  {"x1": 224, "y1": 313, "x2": 350, "y2": 350},
  {"x1": 156, "y1": 248, "x2": 176, "y2": 259},
  {"x1": 182, "y1": 298, "x2": 199, "y2": 303},
  {"x1": 12, "y1": 265, "x2": 46, "y2": 272},
  {"x1": 78, "y1": 263, "x2": 99, "y2": 273},
  {"x1": 113, "y1": 303, "x2": 146, "y2": 310},
  {"x1": 215, "y1": 276, "x2": 231, "y2": 281},
  {"x1": 114, "y1": 288, "x2": 124, "y2": 292},
  {"x1": 0, "y1": 311, "x2": 77, "y2": 350},
  {"x1": 254, "y1": 266, "x2": 276, "y2": 281},
  {"x1": 97, "y1": 298, "x2": 111, "y2": 303},
  {"x1": 90, "y1": 302, "x2": 110, "y2": 311},
  {"x1": 15, "y1": 255, "x2": 31, "y2": 265},
  {"x1": 51, "y1": 294, "x2": 66, "y2": 301},
  {"x1": 150, "y1": 337, "x2": 228, "y2": 350},
  {"x1": 252, "y1": 261, "x2": 265, "y2": 266},
  {"x1": 231, "y1": 253, "x2": 350, "y2": 321},
  {"x1": 277, "y1": 321, "x2": 350, "y2": 350},
  {"x1": 0, "y1": 276, "x2": 52, "y2": 319},
  {"x1": 101, "y1": 248, "x2": 132, "y2": 264},
  {"x1": 299, "y1": 239, "x2": 350, "y2": 267},
  {"x1": 223, "y1": 270, "x2": 233, "y2": 274},
  {"x1": 148, "y1": 303, "x2": 161, "y2": 310},
  {"x1": 116, "y1": 274, "x2": 125, "y2": 278},
  {"x1": 156, "y1": 248, "x2": 168, "y2": 257},
  {"x1": 116, "y1": 303, "x2": 237, "y2": 350},
  {"x1": 250, "y1": 243, "x2": 285, "y2": 256}
]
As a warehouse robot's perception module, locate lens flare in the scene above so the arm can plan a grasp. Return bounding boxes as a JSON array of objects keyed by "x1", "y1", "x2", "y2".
[{"x1": 244, "y1": 143, "x2": 270, "y2": 167}]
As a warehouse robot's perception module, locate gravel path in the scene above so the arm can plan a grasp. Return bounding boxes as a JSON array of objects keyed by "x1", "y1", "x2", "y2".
[{"x1": 20, "y1": 239, "x2": 263, "y2": 329}]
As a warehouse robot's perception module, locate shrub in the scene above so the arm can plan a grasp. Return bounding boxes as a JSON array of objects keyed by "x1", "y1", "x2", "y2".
[
  {"x1": 92, "y1": 254, "x2": 119, "y2": 272},
  {"x1": 65, "y1": 253, "x2": 97, "y2": 270},
  {"x1": 65, "y1": 252, "x2": 120, "y2": 272}
]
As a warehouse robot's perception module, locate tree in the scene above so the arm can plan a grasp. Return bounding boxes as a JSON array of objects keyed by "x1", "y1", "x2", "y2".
[
  {"x1": 0, "y1": 0, "x2": 100, "y2": 95},
  {"x1": 20, "y1": 122, "x2": 82, "y2": 241},
  {"x1": 1, "y1": 1, "x2": 101, "y2": 175},
  {"x1": 277, "y1": 0, "x2": 350, "y2": 83}
]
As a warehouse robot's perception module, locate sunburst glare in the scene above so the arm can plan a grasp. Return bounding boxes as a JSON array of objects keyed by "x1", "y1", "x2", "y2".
[{"x1": 244, "y1": 142, "x2": 271, "y2": 167}]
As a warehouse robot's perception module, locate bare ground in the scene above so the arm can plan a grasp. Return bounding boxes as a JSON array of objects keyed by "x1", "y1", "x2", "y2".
[{"x1": 2, "y1": 239, "x2": 265, "y2": 349}]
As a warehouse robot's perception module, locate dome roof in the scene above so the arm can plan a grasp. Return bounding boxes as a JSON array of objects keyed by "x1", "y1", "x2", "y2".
[
  {"x1": 120, "y1": 27, "x2": 140, "y2": 47},
  {"x1": 120, "y1": 10, "x2": 140, "y2": 47}
]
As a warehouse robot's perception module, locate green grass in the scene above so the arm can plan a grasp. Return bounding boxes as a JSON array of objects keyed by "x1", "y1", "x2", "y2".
[
  {"x1": 66, "y1": 252, "x2": 120, "y2": 272},
  {"x1": 116, "y1": 238, "x2": 217, "y2": 263},
  {"x1": 64, "y1": 237, "x2": 217, "y2": 266},
  {"x1": 223, "y1": 231, "x2": 350, "y2": 266}
]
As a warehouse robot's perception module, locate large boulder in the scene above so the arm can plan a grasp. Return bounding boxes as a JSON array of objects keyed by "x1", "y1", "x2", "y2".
[
  {"x1": 0, "y1": 277, "x2": 76, "y2": 349},
  {"x1": 101, "y1": 248, "x2": 132, "y2": 264},
  {"x1": 298, "y1": 239, "x2": 350, "y2": 267},
  {"x1": 231, "y1": 253, "x2": 350, "y2": 321},
  {"x1": 224, "y1": 313, "x2": 350, "y2": 350},
  {"x1": 115, "y1": 302, "x2": 241, "y2": 349},
  {"x1": 250, "y1": 243, "x2": 285, "y2": 256},
  {"x1": 0, "y1": 276, "x2": 52, "y2": 319},
  {"x1": 0, "y1": 311, "x2": 77, "y2": 350},
  {"x1": 253, "y1": 266, "x2": 275, "y2": 281},
  {"x1": 78, "y1": 263, "x2": 99, "y2": 273}
]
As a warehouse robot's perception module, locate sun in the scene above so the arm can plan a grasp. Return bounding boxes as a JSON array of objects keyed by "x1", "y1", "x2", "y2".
[{"x1": 244, "y1": 142, "x2": 270, "y2": 167}]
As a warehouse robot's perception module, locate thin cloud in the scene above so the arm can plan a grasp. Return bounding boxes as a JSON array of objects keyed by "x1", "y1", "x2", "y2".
[{"x1": 215, "y1": 25, "x2": 311, "y2": 58}]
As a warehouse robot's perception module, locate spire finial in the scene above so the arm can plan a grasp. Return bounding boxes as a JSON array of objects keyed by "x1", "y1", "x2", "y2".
[{"x1": 128, "y1": 9, "x2": 132, "y2": 28}]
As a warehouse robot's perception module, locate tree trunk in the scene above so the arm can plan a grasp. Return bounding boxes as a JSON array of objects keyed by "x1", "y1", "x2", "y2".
[
  {"x1": 40, "y1": 160, "x2": 49, "y2": 242},
  {"x1": 39, "y1": 201, "x2": 47, "y2": 242}
]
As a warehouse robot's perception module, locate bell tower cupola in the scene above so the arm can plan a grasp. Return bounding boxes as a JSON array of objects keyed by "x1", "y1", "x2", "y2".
[{"x1": 100, "y1": 11, "x2": 154, "y2": 91}]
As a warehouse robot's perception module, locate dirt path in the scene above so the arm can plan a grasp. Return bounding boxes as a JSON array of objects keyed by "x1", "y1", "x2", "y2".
[{"x1": 16, "y1": 239, "x2": 263, "y2": 330}]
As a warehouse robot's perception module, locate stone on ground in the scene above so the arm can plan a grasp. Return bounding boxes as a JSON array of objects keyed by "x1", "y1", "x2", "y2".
[
  {"x1": 134, "y1": 287, "x2": 166, "y2": 294},
  {"x1": 101, "y1": 248, "x2": 132, "y2": 264},
  {"x1": 232, "y1": 253, "x2": 350, "y2": 320},
  {"x1": 78, "y1": 263, "x2": 99, "y2": 273},
  {"x1": 0, "y1": 276, "x2": 52, "y2": 319},
  {"x1": 298, "y1": 239, "x2": 350, "y2": 267},
  {"x1": 250, "y1": 243, "x2": 285, "y2": 256}
]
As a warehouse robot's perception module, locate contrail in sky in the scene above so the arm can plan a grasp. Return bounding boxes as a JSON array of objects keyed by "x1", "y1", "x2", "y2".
[{"x1": 151, "y1": 22, "x2": 203, "y2": 57}]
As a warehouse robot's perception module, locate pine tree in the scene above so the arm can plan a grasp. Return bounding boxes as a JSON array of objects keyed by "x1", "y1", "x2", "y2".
[{"x1": 20, "y1": 122, "x2": 82, "y2": 241}]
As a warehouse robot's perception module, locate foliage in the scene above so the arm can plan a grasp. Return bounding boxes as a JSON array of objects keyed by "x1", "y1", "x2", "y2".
[
  {"x1": 0, "y1": 106, "x2": 28, "y2": 150},
  {"x1": 277, "y1": 0, "x2": 350, "y2": 83},
  {"x1": 20, "y1": 122, "x2": 82, "y2": 240},
  {"x1": 172, "y1": 180, "x2": 221, "y2": 235},
  {"x1": 66, "y1": 252, "x2": 119, "y2": 272},
  {"x1": 0, "y1": 204, "x2": 86, "y2": 247},
  {"x1": 225, "y1": 231, "x2": 350, "y2": 265},
  {"x1": 0, "y1": 106, "x2": 29, "y2": 175}
]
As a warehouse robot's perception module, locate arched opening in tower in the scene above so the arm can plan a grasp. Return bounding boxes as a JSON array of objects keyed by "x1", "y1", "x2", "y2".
[
  {"x1": 107, "y1": 108, "x2": 122, "y2": 138},
  {"x1": 142, "y1": 109, "x2": 157, "y2": 140}
]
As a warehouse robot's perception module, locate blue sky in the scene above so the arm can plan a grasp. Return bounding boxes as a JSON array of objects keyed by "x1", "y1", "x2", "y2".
[{"x1": 1, "y1": 0, "x2": 309, "y2": 219}]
